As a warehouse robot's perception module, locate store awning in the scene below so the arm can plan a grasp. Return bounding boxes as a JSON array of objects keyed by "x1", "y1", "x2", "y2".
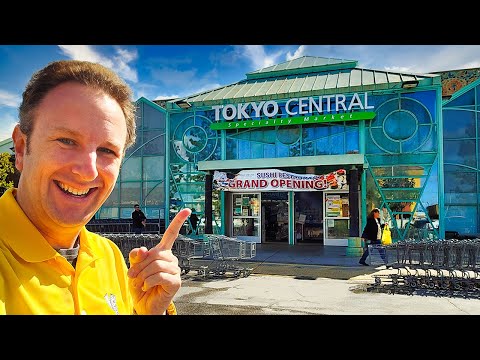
[{"x1": 198, "y1": 153, "x2": 365, "y2": 171}]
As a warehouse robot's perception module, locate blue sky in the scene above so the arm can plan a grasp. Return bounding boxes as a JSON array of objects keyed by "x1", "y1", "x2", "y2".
[{"x1": 2, "y1": 44, "x2": 480, "y2": 141}]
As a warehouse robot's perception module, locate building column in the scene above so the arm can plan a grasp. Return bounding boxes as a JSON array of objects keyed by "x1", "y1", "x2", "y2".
[
  {"x1": 205, "y1": 171, "x2": 213, "y2": 234},
  {"x1": 348, "y1": 166, "x2": 360, "y2": 237}
]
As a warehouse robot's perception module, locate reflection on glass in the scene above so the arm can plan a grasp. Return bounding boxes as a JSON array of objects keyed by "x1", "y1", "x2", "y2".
[
  {"x1": 233, "y1": 194, "x2": 260, "y2": 217},
  {"x1": 326, "y1": 219, "x2": 349, "y2": 239},
  {"x1": 233, "y1": 218, "x2": 259, "y2": 237},
  {"x1": 121, "y1": 157, "x2": 141, "y2": 181}
]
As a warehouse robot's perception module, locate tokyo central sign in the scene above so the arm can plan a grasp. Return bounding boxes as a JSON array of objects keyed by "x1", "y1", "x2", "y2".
[{"x1": 210, "y1": 92, "x2": 375, "y2": 130}]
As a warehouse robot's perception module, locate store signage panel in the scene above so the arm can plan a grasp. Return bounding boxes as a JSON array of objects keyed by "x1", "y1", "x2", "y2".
[
  {"x1": 213, "y1": 168, "x2": 347, "y2": 192},
  {"x1": 210, "y1": 111, "x2": 375, "y2": 130},
  {"x1": 210, "y1": 92, "x2": 376, "y2": 130}
]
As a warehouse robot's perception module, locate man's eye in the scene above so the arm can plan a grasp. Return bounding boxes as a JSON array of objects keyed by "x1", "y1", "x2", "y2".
[
  {"x1": 58, "y1": 138, "x2": 75, "y2": 145},
  {"x1": 98, "y1": 147, "x2": 116, "y2": 155}
]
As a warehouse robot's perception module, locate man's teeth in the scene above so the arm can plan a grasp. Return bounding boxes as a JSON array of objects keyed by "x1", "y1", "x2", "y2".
[{"x1": 58, "y1": 182, "x2": 89, "y2": 196}]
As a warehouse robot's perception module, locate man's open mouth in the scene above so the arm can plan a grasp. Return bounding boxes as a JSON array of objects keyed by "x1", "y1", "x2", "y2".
[{"x1": 54, "y1": 180, "x2": 95, "y2": 198}]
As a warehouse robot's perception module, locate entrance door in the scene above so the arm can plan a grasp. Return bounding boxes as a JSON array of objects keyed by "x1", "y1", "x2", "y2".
[
  {"x1": 232, "y1": 193, "x2": 261, "y2": 243},
  {"x1": 294, "y1": 191, "x2": 324, "y2": 244},
  {"x1": 323, "y1": 191, "x2": 350, "y2": 246},
  {"x1": 262, "y1": 192, "x2": 289, "y2": 243}
]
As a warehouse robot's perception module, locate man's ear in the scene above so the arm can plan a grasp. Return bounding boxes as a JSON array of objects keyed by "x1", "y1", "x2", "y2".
[{"x1": 12, "y1": 125, "x2": 27, "y2": 172}]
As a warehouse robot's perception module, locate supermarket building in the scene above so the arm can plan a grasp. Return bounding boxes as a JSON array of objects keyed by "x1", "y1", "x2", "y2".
[{"x1": 3, "y1": 56, "x2": 480, "y2": 245}]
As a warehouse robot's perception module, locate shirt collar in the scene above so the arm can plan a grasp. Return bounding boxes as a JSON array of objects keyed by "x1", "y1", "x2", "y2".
[
  {"x1": 0, "y1": 188, "x2": 103, "y2": 263},
  {"x1": 0, "y1": 188, "x2": 57, "y2": 262}
]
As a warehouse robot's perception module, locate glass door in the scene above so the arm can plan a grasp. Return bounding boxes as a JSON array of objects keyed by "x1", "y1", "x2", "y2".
[
  {"x1": 323, "y1": 191, "x2": 350, "y2": 246},
  {"x1": 232, "y1": 193, "x2": 261, "y2": 243}
]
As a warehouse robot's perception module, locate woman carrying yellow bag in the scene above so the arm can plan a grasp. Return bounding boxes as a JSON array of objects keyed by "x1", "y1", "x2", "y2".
[
  {"x1": 359, "y1": 208, "x2": 387, "y2": 266},
  {"x1": 381, "y1": 223, "x2": 392, "y2": 245}
]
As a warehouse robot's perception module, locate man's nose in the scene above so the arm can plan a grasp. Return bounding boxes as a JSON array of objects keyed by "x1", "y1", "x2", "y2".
[{"x1": 71, "y1": 150, "x2": 98, "y2": 181}]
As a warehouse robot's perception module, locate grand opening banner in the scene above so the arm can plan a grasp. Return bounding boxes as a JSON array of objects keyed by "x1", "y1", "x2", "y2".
[{"x1": 213, "y1": 169, "x2": 347, "y2": 192}]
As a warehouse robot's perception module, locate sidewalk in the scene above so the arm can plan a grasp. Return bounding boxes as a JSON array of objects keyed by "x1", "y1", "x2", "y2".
[
  {"x1": 250, "y1": 243, "x2": 363, "y2": 266},
  {"x1": 191, "y1": 243, "x2": 379, "y2": 280}
]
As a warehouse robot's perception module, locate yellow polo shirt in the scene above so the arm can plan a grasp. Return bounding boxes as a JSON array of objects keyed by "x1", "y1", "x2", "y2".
[{"x1": 0, "y1": 188, "x2": 176, "y2": 315}]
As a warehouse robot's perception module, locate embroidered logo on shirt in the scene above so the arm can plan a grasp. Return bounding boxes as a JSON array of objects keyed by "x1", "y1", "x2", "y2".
[{"x1": 104, "y1": 293, "x2": 119, "y2": 314}]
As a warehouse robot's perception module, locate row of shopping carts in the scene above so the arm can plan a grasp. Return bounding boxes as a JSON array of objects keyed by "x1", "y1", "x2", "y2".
[
  {"x1": 372, "y1": 238, "x2": 480, "y2": 292},
  {"x1": 103, "y1": 233, "x2": 161, "y2": 266},
  {"x1": 102, "y1": 233, "x2": 256, "y2": 279},
  {"x1": 174, "y1": 234, "x2": 256, "y2": 278}
]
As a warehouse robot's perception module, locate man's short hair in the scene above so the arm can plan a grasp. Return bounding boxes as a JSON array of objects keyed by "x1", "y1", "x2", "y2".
[
  {"x1": 18, "y1": 60, "x2": 137, "y2": 154},
  {"x1": 134, "y1": 204, "x2": 140, "y2": 208}
]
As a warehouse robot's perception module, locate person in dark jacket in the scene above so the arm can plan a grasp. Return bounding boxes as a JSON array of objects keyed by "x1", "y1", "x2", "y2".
[
  {"x1": 131, "y1": 204, "x2": 147, "y2": 234},
  {"x1": 359, "y1": 208, "x2": 386, "y2": 265}
]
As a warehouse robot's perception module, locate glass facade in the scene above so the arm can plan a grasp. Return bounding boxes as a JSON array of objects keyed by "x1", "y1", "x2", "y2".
[
  {"x1": 94, "y1": 59, "x2": 468, "y2": 242},
  {"x1": 443, "y1": 82, "x2": 480, "y2": 234},
  {"x1": 99, "y1": 99, "x2": 167, "y2": 220},
  {"x1": 364, "y1": 91, "x2": 440, "y2": 241}
]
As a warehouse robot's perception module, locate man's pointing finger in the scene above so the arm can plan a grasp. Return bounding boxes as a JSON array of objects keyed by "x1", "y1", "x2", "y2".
[{"x1": 156, "y1": 208, "x2": 192, "y2": 251}]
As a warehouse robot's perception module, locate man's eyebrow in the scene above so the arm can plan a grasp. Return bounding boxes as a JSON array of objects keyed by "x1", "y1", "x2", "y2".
[{"x1": 52, "y1": 127, "x2": 123, "y2": 149}]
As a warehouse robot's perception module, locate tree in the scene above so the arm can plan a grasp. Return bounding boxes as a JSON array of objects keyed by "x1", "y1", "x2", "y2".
[{"x1": 0, "y1": 152, "x2": 15, "y2": 195}]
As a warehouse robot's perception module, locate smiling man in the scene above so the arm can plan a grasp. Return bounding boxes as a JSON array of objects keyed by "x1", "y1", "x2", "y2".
[{"x1": 0, "y1": 60, "x2": 191, "y2": 315}]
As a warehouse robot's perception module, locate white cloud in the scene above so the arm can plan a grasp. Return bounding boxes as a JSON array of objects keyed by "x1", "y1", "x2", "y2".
[
  {"x1": 286, "y1": 45, "x2": 307, "y2": 61},
  {"x1": 154, "y1": 95, "x2": 180, "y2": 100},
  {"x1": 150, "y1": 67, "x2": 197, "y2": 88},
  {"x1": 190, "y1": 83, "x2": 222, "y2": 95},
  {"x1": 236, "y1": 45, "x2": 285, "y2": 70},
  {"x1": 0, "y1": 89, "x2": 21, "y2": 108},
  {"x1": 153, "y1": 82, "x2": 222, "y2": 101},
  {"x1": 0, "y1": 114, "x2": 17, "y2": 142},
  {"x1": 293, "y1": 45, "x2": 480, "y2": 73},
  {"x1": 384, "y1": 66, "x2": 415, "y2": 73},
  {"x1": 461, "y1": 61, "x2": 480, "y2": 69},
  {"x1": 58, "y1": 45, "x2": 139, "y2": 83}
]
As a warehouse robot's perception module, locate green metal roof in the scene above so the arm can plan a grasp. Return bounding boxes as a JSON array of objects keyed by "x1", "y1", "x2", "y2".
[
  {"x1": 169, "y1": 56, "x2": 440, "y2": 107},
  {"x1": 246, "y1": 56, "x2": 358, "y2": 79},
  {"x1": 0, "y1": 137, "x2": 14, "y2": 154}
]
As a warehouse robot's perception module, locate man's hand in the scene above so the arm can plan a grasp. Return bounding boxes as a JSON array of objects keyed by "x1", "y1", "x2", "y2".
[{"x1": 127, "y1": 208, "x2": 191, "y2": 315}]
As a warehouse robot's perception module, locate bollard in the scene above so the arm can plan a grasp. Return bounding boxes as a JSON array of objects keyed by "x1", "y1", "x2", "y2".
[{"x1": 346, "y1": 236, "x2": 364, "y2": 257}]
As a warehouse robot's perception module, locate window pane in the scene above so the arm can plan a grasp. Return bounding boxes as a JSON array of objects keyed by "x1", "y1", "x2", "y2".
[
  {"x1": 443, "y1": 140, "x2": 476, "y2": 167},
  {"x1": 120, "y1": 182, "x2": 141, "y2": 206},
  {"x1": 238, "y1": 140, "x2": 251, "y2": 159},
  {"x1": 251, "y1": 143, "x2": 263, "y2": 159},
  {"x1": 143, "y1": 156, "x2": 165, "y2": 181},
  {"x1": 447, "y1": 88, "x2": 475, "y2": 108},
  {"x1": 329, "y1": 133, "x2": 344, "y2": 154},
  {"x1": 145, "y1": 208, "x2": 161, "y2": 219},
  {"x1": 445, "y1": 205, "x2": 477, "y2": 234},
  {"x1": 143, "y1": 103, "x2": 166, "y2": 129},
  {"x1": 103, "y1": 185, "x2": 120, "y2": 206},
  {"x1": 226, "y1": 139, "x2": 237, "y2": 159},
  {"x1": 143, "y1": 131, "x2": 165, "y2": 155},
  {"x1": 143, "y1": 181, "x2": 165, "y2": 206},
  {"x1": 346, "y1": 128, "x2": 359, "y2": 154},
  {"x1": 444, "y1": 171, "x2": 477, "y2": 193},
  {"x1": 120, "y1": 207, "x2": 134, "y2": 219},
  {"x1": 443, "y1": 109, "x2": 476, "y2": 139},
  {"x1": 98, "y1": 207, "x2": 119, "y2": 219},
  {"x1": 121, "y1": 157, "x2": 141, "y2": 181}
]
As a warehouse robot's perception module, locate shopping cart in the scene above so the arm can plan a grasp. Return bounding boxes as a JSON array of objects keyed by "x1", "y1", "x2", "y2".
[
  {"x1": 172, "y1": 235, "x2": 210, "y2": 276},
  {"x1": 101, "y1": 233, "x2": 160, "y2": 266},
  {"x1": 204, "y1": 234, "x2": 256, "y2": 277}
]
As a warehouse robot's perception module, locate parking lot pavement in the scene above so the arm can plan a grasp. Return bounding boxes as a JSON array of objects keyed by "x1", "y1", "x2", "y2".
[{"x1": 173, "y1": 273, "x2": 480, "y2": 315}]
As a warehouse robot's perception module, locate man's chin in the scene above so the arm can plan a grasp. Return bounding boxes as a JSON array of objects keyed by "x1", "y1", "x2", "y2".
[{"x1": 51, "y1": 213, "x2": 94, "y2": 229}]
